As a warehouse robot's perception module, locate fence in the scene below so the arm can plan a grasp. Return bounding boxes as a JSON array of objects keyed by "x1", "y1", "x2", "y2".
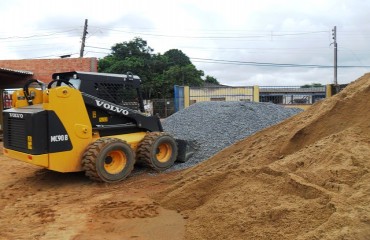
[
  {"x1": 151, "y1": 99, "x2": 175, "y2": 118},
  {"x1": 259, "y1": 86, "x2": 326, "y2": 105},
  {"x1": 172, "y1": 84, "x2": 334, "y2": 114}
]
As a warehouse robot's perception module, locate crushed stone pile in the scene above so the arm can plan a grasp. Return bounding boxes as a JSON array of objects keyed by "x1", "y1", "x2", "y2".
[
  {"x1": 162, "y1": 101, "x2": 302, "y2": 170},
  {"x1": 156, "y1": 73, "x2": 370, "y2": 240}
]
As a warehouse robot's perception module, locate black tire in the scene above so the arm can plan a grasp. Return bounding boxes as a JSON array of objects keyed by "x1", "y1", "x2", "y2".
[
  {"x1": 81, "y1": 138, "x2": 135, "y2": 183},
  {"x1": 137, "y1": 132, "x2": 178, "y2": 171}
]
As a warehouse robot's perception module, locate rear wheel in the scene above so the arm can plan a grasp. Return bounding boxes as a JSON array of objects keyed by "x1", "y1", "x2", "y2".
[
  {"x1": 137, "y1": 132, "x2": 178, "y2": 171},
  {"x1": 82, "y1": 138, "x2": 135, "y2": 182}
]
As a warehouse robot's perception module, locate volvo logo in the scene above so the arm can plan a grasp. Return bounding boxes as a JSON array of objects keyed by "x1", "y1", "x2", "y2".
[
  {"x1": 95, "y1": 100, "x2": 129, "y2": 115},
  {"x1": 9, "y1": 113, "x2": 24, "y2": 118}
]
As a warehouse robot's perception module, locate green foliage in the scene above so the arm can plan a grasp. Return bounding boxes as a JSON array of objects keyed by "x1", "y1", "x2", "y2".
[
  {"x1": 158, "y1": 64, "x2": 204, "y2": 97},
  {"x1": 204, "y1": 75, "x2": 220, "y2": 85},
  {"x1": 98, "y1": 37, "x2": 209, "y2": 98},
  {"x1": 163, "y1": 49, "x2": 191, "y2": 66},
  {"x1": 111, "y1": 37, "x2": 153, "y2": 59},
  {"x1": 97, "y1": 55, "x2": 115, "y2": 72},
  {"x1": 163, "y1": 65, "x2": 204, "y2": 86}
]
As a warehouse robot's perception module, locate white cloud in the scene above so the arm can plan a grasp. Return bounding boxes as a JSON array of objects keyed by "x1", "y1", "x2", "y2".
[{"x1": 0, "y1": 0, "x2": 369, "y2": 86}]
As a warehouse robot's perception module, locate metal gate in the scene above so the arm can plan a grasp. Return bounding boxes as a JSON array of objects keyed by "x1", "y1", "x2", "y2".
[
  {"x1": 174, "y1": 85, "x2": 185, "y2": 112},
  {"x1": 152, "y1": 99, "x2": 175, "y2": 118}
]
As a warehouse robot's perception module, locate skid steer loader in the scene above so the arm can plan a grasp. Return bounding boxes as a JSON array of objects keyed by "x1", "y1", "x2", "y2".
[{"x1": 2, "y1": 71, "x2": 195, "y2": 182}]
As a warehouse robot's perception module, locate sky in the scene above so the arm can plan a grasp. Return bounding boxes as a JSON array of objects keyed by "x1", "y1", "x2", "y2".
[{"x1": 1, "y1": 0, "x2": 370, "y2": 86}]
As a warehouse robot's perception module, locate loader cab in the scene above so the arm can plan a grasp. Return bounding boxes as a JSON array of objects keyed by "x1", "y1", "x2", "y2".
[{"x1": 52, "y1": 71, "x2": 145, "y2": 112}]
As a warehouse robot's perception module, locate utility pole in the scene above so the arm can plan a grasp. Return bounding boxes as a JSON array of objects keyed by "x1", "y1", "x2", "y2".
[
  {"x1": 332, "y1": 26, "x2": 338, "y2": 86},
  {"x1": 79, "y1": 19, "x2": 88, "y2": 58}
]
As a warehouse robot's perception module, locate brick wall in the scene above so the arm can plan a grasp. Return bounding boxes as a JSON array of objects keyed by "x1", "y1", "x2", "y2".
[{"x1": 0, "y1": 58, "x2": 97, "y2": 83}]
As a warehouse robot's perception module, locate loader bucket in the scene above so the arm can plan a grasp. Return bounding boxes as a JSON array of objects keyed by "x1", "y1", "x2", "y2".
[{"x1": 175, "y1": 139, "x2": 198, "y2": 163}]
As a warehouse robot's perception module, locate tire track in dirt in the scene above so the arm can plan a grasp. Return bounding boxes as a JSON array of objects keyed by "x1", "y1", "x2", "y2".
[
  {"x1": 0, "y1": 156, "x2": 185, "y2": 240},
  {"x1": 95, "y1": 200, "x2": 160, "y2": 219}
]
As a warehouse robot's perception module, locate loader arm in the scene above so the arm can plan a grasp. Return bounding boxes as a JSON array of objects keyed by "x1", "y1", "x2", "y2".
[{"x1": 82, "y1": 92, "x2": 163, "y2": 133}]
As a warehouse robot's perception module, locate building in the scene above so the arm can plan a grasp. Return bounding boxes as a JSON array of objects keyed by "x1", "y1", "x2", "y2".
[
  {"x1": 0, "y1": 58, "x2": 97, "y2": 84},
  {"x1": 259, "y1": 86, "x2": 327, "y2": 110},
  {"x1": 0, "y1": 57, "x2": 97, "y2": 129},
  {"x1": 174, "y1": 84, "x2": 334, "y2": 112},
  {"x1": 189, "y1": 86, "x2": 256, "y2": 103}
]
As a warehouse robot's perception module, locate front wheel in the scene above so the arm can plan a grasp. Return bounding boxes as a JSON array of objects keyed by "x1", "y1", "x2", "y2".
[
  {"x1": 82, "y1": 138, "x2": 135, "y2": 182},
  {"x1": 137, "y1": 132, "x2": 178, "y2": 171}
]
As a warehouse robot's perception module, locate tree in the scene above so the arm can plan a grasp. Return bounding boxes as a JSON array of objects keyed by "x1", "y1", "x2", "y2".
[
  {"x1": 99, "y1": 37, "x2": 153, "y2": 77},
  {"x1": 111, "y1": 37, "x2": 153, "y2": 59},
  {"x1": 157, "y1": 64, "x2": 204, "y2": 98},
  {"x1": 204, "y1": 75, "x2": 220, "y2": 85},
  {"x1": 163, "y1": 49, "x2": 191, "y2": 66},
  {"x1": 98, "y1": 38, "x2": 156, "y2": 97},
  {"x1": 98, "y1": 38, "x2": 207, "y2": 99}
]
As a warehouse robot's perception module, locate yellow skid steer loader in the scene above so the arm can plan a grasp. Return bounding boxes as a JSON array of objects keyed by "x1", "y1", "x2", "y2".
[{"x1": 3, "y1": 71, "x2": 195, "y2": 182}]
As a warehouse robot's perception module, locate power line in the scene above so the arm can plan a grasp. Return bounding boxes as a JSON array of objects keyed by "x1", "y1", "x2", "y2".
[
  {"x1": 0, "y1": 28, "x2": 80, "y2": 40},
  {"x1": 190, "y1": 57, "x2": 370, "y2": 68},
  {"x1": 84, "y1": 44, "x2": 370, "y2": 69},
  {"x1": 85, "y1": 44, "x2": 329, "y2": 55},
  {"x1": 20, "y1": 52, "x2": 79, "y2": 60},
  {"x1": 85, "y1": 51, "x2": 111, "y2": 55},
  {"x1": 85, "y1": 46, "x2": 111, "y2": 50},
  {"x1": 89, "y1": 26, "x2": 329, "y2": 39},
  {"x1": 2, "y1": 25, "x2": 369, "y2": 70}
]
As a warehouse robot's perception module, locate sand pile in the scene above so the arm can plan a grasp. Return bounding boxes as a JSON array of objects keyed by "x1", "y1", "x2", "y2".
[{"x1": 156, "y1": 73, "x2": 370, "y2": 239}]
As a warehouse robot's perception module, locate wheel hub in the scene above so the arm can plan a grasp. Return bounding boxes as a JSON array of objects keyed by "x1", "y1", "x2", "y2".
[
  {"x1": 156, "y1": 143, "x2": 172, "y2": 163},
  {"x1": 104, "y1": 150, "x2": 127, "y2": 174}
]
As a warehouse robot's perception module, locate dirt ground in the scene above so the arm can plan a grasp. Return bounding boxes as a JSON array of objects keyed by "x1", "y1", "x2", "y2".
[
  {"x1": 1, "y1": 73, "x2": 370, "y2": 240},
  {"x1": 157, "y1": 73, "x2": 370, "y2": 239},
  {"x1": 0, "y1": 154, "x2": 185, "y2": 240}
]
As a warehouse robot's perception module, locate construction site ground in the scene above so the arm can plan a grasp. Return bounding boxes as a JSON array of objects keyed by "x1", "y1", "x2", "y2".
[
  {"x1": 1, "y1": 73, "x2": 370, "y2": 239},
  {"x1": 0, "y1": 154, "x2": 186, "y2": 239}
]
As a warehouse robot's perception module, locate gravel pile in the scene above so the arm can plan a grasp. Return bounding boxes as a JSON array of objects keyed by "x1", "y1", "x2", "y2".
[{"x1": 162, "y1": 101, "x2": 303, "y2": 170}]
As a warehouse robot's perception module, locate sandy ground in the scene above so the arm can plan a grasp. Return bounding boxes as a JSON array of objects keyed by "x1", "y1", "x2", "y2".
[
  {"x1": 157, "y1": 73, "x2": 370, "y2": 239},
  {"x1": 1, "y1": 73, "x2": 370, "y2": 239},
  {"x1": 0, "y1": 153, "x2": 185, "y2": 240}
]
